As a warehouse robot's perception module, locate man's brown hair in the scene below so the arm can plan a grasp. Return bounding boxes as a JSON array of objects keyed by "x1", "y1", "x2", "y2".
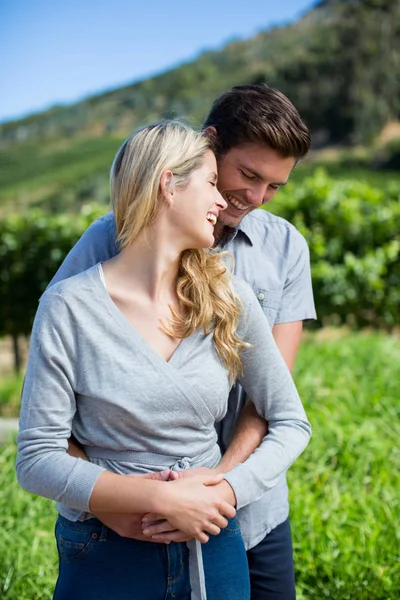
[{"x1": 203, "y1": 84, "x2": 311, "y2": 159}]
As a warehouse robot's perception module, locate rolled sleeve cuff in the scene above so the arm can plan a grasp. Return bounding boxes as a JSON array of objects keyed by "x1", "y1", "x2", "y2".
[
  {"x1": 223, "y1": 464, "x2": 264, "y2": 510},
  {"x1": 64, "y1": 459, "x2": 106, "y2": 512},
  {"x1": 275, "y1": 308, "x2": 317, "y2": 324}
]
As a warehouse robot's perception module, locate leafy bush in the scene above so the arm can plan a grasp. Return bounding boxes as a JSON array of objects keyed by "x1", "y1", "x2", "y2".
[
  {"x1": 0, "y1": 205, "x2": 104, "y2": 370},
  {"x1": 0, "y1": 170, "x2": 399, "y2": 372},
  {"x1": 267, "y1": 169, "x2": 400, "y2": 328}
]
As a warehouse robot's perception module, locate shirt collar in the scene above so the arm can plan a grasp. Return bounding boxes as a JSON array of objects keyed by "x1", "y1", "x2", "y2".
[
  {"x1": 217, "y1": 217, "x2": 254, "y2": 248},
  {"x1": 236, "y1": 216, "x2": 254, "y2": 246}
]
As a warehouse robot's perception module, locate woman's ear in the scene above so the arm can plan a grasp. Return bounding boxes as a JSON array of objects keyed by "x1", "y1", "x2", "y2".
[
  {"x1": 203, "y1": 126, "x2": 218, "y2": 145},
  {"x1": 160, "y1": 170, "x2": 175, "y2": 206}
]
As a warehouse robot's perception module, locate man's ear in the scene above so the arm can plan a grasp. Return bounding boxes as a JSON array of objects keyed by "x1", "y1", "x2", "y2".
[{"x1": 160, "y1": 170, "x2": 175, "y2": 206}]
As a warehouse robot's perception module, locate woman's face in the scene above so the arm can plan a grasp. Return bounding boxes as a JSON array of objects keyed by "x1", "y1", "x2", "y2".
[{"x1": 170, "y1": 150, "x2": 227, "y2": 249}]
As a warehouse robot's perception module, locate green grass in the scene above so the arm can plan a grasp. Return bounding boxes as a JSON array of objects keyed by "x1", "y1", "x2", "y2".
[
  {"x1": 0, "y1": 442, "x2": 57, "y2": 599},
  {"x1": 1, "y1": 330, "x2": 399, "y2": 599},
  {"x1": 291, "y1": 330, "x2": 400, "y2": 599}
]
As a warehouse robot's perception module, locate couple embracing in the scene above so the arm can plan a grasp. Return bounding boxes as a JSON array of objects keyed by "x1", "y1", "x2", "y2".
[{"x1": 17, "y1": 84, "x2": 316, "y2": 599}]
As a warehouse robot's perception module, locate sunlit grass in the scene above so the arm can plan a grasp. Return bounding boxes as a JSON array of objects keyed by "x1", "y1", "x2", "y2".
[
  {"x1": 291, "y1": 330, "x2": 400, "y2": 599},
  {"x1": 1, "y1": 330, "x2": 399, "y2": 599}
]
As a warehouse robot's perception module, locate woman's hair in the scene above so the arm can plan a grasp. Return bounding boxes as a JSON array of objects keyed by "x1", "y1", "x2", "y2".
[{"x1": 110, "y1": 120, "x2": 249, "y2": 381}]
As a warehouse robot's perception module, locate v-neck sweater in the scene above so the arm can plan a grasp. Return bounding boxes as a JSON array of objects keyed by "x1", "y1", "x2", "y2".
[{"x1": 17, "y1": 263, "x2": 310, "y2": 518}]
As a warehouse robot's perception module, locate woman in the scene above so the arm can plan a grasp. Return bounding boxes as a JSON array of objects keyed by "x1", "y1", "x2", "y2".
[{"x1": 17, "y1": 121, "x2": 311, "y2": 600}]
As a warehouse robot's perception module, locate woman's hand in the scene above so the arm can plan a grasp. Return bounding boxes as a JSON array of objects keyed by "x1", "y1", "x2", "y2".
[
  {"x1": 143, "y1": 473, "x2": 236, "y2": 543},
  {"x1": 92, "y1": 470, "x2": 173, "y2": 542}
]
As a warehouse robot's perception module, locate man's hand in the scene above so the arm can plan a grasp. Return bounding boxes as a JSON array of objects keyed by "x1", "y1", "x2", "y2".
[{"x1": 67, "y1": 437, "x2": 87, "y2": 460}]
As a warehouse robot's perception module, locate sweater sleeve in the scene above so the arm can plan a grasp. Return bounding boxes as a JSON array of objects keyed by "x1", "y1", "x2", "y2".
[
  {"x1": 223, "y1": 281, "x2": 311, "y2": 509},
  {"x1": 16, "y1": 290, "x2": 105, "y2": 510}
]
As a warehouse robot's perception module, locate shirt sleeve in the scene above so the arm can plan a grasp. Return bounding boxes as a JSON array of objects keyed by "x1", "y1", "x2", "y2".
[
  {"x1": 275, "y1": 228, "x2": 316, "y2": 324},
  {"x1": 223, "y1": 281, "x2": 311, "y2": 509},
  {"x1": 16, "y1": 290, "x2": 105, "y2": 510},
  {"x1": 47, "y1": 212, "x2": 118, "y2": 288}
]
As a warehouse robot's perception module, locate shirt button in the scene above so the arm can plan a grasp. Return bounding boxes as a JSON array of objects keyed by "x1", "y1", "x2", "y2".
[{"x1": 258, "y1": 292, "x2": 265, "y2": 301}]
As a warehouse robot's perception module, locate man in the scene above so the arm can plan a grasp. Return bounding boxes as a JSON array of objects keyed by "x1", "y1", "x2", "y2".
[{"x1": 49, "y1": 84, "x2": 316, "y2": 599}]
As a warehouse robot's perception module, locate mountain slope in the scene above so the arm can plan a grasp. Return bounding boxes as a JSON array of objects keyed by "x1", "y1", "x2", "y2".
[{"x1": 0, "y1": 0, "x2": 398, "y2": 212}]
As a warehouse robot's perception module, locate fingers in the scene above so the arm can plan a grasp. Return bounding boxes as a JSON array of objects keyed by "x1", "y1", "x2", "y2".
[
  {"x1": 152, "y1": 530, "x2": 193, "y2": 543},
  {"x1": 209, "y1": 514, "x2": 228, "y2": 529},
  {"x1": 196, "y1": 532, "x2": 210, "y2": 544},
  {"x1": 143, "y1": 514, "x2": 229, "y2": 538},
  {"x1": 220, "y1": 501, "x2": 236, "y2": 519},
  {"x1": 127, "y1": 470, "x2": 171, "y2": 481},
  {"x1": 142, "y1": 513, "x2": 164, "y2": 523},
  {"x1": 202, "y1": 473, "x2": 224, "y2": 486},
  {"x1": 142, "y1": 520, "x2": 174, "y2": 536},
  {"x1": 202, "y1": 523, "x2": 221, "y2": 536},
  {"x1": 150, "y1": 470, "x2": 172, "y2": 481}
]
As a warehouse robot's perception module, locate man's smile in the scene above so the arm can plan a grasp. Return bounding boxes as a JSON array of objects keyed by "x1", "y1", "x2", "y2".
[{"x1": 225, "y1": 193, "x2": 250, "y2": 213}]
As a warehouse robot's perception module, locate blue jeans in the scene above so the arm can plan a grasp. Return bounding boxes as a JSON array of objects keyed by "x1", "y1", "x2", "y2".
[{"x1": 53, "y1": 515, "x2": 250, "y2": 600}]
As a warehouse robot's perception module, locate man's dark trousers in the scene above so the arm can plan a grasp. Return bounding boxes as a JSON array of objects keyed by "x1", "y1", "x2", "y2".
[{"x1": 247, "y1": 518, "x2": 296, "y2": 599}]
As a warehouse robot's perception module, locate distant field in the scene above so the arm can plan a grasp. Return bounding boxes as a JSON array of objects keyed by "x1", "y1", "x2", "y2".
[
  {"x1": 0, "y1": 136, "x2": 123, "y2": 214},
  {"x1": 1, "y1": 132, "x2": 399, "y2": 216},
  {"x1": 1, "y1": 330, "x2": 399, "y2": 599}
]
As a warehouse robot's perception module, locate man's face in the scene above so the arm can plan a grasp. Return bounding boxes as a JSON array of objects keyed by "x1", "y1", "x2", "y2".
[{"x1": 215, "y1": 143, "x2": 296, "y2": 232}]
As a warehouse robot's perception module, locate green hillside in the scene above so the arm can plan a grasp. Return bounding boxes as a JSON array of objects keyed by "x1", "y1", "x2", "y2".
[{"x1": 0, "y1": 0, "x2": 399, "y2": 214}]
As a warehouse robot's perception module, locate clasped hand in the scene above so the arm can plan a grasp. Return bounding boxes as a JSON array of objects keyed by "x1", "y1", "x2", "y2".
[{"x1": 93, "y1": 467, "x2": 236, "y2": 544}]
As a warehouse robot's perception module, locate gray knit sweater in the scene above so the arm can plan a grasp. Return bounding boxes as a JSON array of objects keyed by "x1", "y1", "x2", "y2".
[{"x1": 17, "y1": 264, "x2": 311, "y2": 520}]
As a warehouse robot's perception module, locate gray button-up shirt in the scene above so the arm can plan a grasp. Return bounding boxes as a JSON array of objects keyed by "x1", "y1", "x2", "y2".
[
  {"x1": 49, "y1": 208, "x2": 316, "y2": 550},
  {"x1": 217, "y1": 209, "x2": 316, "y2": 549}
]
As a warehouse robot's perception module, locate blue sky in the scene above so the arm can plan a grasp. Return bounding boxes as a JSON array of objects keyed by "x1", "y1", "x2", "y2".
[{"x1": 1, "y1": 0, "x2": 315, "y2": 124}]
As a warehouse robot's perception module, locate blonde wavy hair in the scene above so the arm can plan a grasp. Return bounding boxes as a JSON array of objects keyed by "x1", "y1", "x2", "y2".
[{"x1": 110, "y1": 121, "x2": 249, "y2": 381}]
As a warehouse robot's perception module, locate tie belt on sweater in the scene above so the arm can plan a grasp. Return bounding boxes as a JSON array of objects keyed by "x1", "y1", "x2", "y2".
[{"x1": 84, "y1": 444, "x2": 222, "y2": 600}]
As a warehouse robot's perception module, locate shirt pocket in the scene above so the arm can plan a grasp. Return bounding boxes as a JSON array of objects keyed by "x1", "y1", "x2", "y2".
[{"x1": 253, "y1": 287, "x2": 281, "y2": 326}]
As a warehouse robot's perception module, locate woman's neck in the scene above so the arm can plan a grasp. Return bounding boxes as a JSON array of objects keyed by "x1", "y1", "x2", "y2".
[{"x1": 103, "y1": 226, "x2": 182, "y2": 304}]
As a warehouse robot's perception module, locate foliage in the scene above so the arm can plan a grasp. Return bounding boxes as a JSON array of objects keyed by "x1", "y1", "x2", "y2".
[
  {"x1": 268, "y1": 0, "x2": 400, "y2": 145},
  {"x1": 266, "y1": 169, "x2": 400, "y2": 328},
  {"x1": 0, "y1": 171, "x2": 398, "y2": 364},
  {"x1": 0, "y1": 0, "x2": 399, "y2": 148},
  {"x1": 1, "y1": 1, "x2": 399, "y2": 214},
  {"x1": 1, "y1": 330, "x2": 399, "y2": 599},
  {"x1": 0, "y1": 205, "x2": 104, "y2": 370}
]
